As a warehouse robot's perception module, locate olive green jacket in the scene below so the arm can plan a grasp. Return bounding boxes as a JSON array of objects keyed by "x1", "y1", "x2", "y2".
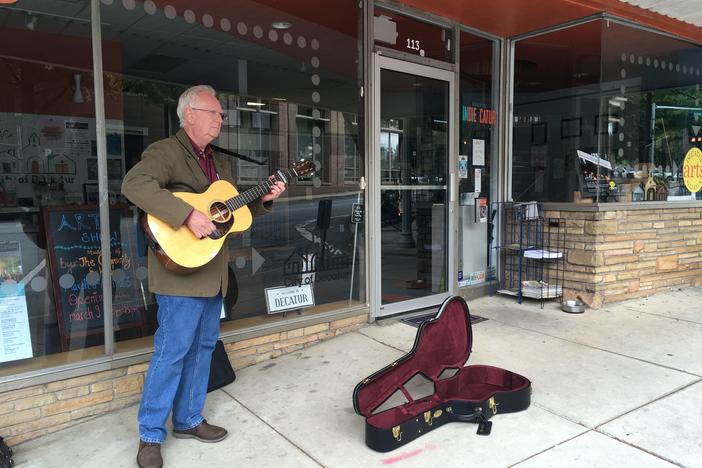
[{"x1": 121, "y1": 129, "x2": 270, "y2": 297}]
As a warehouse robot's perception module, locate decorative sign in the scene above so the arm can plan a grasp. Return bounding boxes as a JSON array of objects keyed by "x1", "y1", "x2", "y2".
[
  {"x1": 458, "y1": 270, "x2": 486, "y2": 288},
  {"x1": 458, "y1": 155, "x2": 468, "y2": 179},
  {"x1": 683, "y1": 147, "x2": 702, "y2": 193},
  {"x1": 462, "y1": 106, "x2": 496, "y2": 125},
  {"x1": 43, "y1": 205, "x2": 146, "y2": 351},
  {"x1": 265, "y1": 284, "x2": 315, "y2": 314},
  {"x1": 472, "y1": 139, "x2": 485, "y2": 166},
  {"x1": 0, "y1": 241, "x2": 33, "y2": 363},
  {"x1": 351, "y1": 203, "x2": 364, "y2": 224}
]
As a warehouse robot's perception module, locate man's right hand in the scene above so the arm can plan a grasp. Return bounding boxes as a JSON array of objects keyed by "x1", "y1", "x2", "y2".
[{"x1": 185, "y1": 210, "x2": 216, "y2": 239}]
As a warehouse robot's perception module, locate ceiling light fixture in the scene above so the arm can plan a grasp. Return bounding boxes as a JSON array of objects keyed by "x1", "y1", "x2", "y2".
[
  {"x1": 246, "y1": 102, "x2": 265, "y2": 107},
  {"x1": 271, "y1": 21, "x2": 292, "y2": 29}
]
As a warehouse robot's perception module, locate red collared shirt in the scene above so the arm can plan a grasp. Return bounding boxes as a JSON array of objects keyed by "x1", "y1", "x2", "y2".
[
  {"x1": 183, "y1": 136, "x2": 219, "y2": 225},
  {"x1": 187, "y1": 136, "x2": 219, "y2": 184}
]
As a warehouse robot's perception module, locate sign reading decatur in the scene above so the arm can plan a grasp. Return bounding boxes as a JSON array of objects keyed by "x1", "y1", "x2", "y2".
[{"x1": 683, "y1": 147, "x2": 702, "y2": 193}]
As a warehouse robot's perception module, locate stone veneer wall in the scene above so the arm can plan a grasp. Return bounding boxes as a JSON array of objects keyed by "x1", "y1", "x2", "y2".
[
  {"x1": 544, "y1": 206, "x2": 702, "y2": 308},
  {"x1": 0, "y1": 313, "x2": 367, "y2": 447}
]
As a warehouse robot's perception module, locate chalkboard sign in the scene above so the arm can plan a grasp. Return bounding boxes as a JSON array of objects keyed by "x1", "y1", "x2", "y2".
[{"x1": 43, "y1": 205, "x2": 146, "y2": 350}]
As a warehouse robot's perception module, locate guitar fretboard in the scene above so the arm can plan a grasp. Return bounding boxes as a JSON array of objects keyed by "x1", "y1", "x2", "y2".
[{"x1": 225, "y1": 169, "x2": 293, "y2": 211}]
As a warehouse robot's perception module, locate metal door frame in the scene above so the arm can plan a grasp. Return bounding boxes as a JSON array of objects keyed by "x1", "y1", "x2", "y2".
[{"x1": 370, "y1": 53, "x2": 456, "y2": 319}]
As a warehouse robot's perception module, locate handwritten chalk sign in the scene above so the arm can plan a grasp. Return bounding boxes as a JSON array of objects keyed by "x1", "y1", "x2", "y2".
[{"x1": 42, "y1": 205, "x2": 145, "y2": 350}]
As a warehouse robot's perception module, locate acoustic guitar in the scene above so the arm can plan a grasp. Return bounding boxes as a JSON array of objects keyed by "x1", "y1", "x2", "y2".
[{"x1": 141, "y1": 160, "x2": 315, "y2": 274}]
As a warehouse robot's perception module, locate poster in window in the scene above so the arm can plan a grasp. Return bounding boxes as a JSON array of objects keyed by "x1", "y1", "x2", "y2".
[
  {"x1": 472, "y1": 139, "x2": 485, "y2": 166},
  {"x1": 0, "y1": 241, "x2": 33, "y2": 363},
  {"x1": 474, "y1": 197, "x2": 487, "y2": 223},
  {"x1": 458, "y1": 155, "x2": 468, "y2": 179}
]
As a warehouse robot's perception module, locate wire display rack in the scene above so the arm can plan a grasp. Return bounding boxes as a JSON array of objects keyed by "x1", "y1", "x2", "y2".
[{"x1": 493, "y1": 202, "x2": 566, "y2": 308}]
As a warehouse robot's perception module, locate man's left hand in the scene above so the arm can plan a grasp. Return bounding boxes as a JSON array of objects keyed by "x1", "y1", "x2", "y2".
[{"x1": 262, "y1": 180, "x2": 286, "y2": 203}]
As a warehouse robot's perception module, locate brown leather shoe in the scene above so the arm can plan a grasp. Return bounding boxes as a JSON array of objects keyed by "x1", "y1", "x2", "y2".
[
  {"x1": 173, "y1": 420, "x2": 228, "y2": 443},
  {"x1": 137, "y1": 441, "x2": 162, "y2": 468}
]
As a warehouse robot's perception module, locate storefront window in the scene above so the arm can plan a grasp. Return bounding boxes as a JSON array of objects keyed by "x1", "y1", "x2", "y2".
[
  {"x1": 458, "y1": 30, "x2": 498, "y2": 286},
  {"x1": 98, "y1": 1, "x2": 365, "y2": 350},
  {"x1": 512, "y1": 19, "x2": 702, "y2": 204},
  {"x1": 601, "y1": 22, "x2": 702, "y2": 203},
  {"x1": 511, "y1": 20, "x2": 602, "y2": 203},
  {"x1": 0, "y1": 1, "x2": 99, "y2": 377},
  {"x1": 1, "y1": 0, "x2": 364, "y2": 378}
]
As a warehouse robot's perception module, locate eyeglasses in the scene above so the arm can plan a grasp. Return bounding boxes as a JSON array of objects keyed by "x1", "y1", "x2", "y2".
[{"x1": 190, "y1": 107, "x2": 228, "y2": 121}]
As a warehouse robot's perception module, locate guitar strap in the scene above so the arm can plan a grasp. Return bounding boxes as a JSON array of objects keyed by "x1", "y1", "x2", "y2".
[{"x1": 210, "y1": 144, "x2": 267, "y2": 166}]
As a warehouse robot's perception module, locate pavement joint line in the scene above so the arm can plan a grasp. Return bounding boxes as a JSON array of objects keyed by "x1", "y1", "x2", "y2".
[
  {"x1": 529, "y1": 401, "x2": 592, "y2": 429},
  {"x1": 508, "y1": 428, "x2": 592, "y2": 467},
  {"x1": 592, "y1": 427, "x2": 688, "y2": 467},
  {"x1": 217, "y1": 388, "x2": 327, "y2": 468},
  {"x1": 353, "y1": 329, "x2": 410, "y2": 355},
  {"x1": 619, "y1": 306, "x2": 702, "y2": 326},
  {"x1": 477, "y1": 316, "x2": 702, "y2": 379},
  {"x1": 593, "y1": 377, "x2": 702, "y2": 430}
]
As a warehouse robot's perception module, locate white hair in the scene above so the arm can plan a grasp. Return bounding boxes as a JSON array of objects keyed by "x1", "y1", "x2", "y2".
[{"x1": 176, "y1": 85, "x2": 216, "y2": 127}]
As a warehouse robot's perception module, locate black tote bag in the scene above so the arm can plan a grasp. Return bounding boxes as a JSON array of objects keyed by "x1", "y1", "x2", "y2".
[{"x1": 207, "y1": 340, "x2": 236, "y2": 393}]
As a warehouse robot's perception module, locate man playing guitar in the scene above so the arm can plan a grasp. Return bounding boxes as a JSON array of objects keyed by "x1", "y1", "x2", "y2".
[{"x1": 122, "y1": 84, "x2": 285, "y2": 468}]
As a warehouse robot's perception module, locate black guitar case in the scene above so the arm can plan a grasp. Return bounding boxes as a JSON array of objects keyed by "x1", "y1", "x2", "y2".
[{"x1": 353, "y1": 296, "x2": 531, "y2": 452}]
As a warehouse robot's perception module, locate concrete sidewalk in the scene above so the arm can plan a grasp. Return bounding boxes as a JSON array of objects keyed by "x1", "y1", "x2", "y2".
[{"x1": 13, "y1": 288, "x2": 702, "y2": 468}]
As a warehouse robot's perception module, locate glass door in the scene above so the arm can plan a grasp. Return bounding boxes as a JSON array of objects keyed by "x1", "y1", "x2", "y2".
[{"x1": 372, "y1": 55, "x2": 455, "y2": 318}]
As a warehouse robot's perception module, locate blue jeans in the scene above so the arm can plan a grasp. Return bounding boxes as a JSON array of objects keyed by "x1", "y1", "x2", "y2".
[{"x1": 138, "y1": 294, "x2": 222, "y2": 443}]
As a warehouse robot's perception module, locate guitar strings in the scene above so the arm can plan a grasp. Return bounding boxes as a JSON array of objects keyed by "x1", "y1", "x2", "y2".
[{"x1": 225, "y1": 169, "x2": 292, "y2": 211}]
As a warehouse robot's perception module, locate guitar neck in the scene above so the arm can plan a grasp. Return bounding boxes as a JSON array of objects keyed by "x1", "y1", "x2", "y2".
[{"x1": 226, "y1": 169, "x2": 293, "y2": 211}]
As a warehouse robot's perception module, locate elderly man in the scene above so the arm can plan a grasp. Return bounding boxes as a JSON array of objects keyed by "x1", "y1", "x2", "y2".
[{"x1": 122, "y1": 85, "x2": 285, "y2": 468}]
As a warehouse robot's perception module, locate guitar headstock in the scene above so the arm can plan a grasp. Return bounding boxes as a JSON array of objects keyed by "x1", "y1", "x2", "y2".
[{"x1": 291, "y1": 159, "x2": 316, "y2": 178}]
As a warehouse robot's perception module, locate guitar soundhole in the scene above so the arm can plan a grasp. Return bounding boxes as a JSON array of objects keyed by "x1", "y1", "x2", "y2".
[
  {"x1": 208, "y1": 202, "x2": 234, "y2": 240},
  {"x1": 210, "y1": 202, "x2": 231, "y2": 223}
]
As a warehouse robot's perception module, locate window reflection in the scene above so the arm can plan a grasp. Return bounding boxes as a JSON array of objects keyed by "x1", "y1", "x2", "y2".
[
  {"x1": 512, "y1": 19, "x2": 702, "y2": 204},
  {"x1": 0, "y1": 0, "x2": 365, "y2": 375},
  {"x1": 0, "y1": 1, "x2": 101, "y2": 376},
  {"x1": 96, "y1": 0, "x2": 365, "y2": 345}
]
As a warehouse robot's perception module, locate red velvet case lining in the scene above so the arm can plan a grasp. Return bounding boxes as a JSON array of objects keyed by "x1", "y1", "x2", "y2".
[{"x1": 355, "y1": 297, "x2": 530, "y2": 430}]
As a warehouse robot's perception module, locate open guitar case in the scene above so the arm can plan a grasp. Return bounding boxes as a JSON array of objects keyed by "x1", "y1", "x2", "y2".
[{"x1": 353, "y1": 295, "x2": 531, "y2": 452}]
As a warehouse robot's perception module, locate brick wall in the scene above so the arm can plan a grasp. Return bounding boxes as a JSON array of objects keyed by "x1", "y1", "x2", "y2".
[
  {"x1": 545, "y1": 206, "x2": 702, "y2": 307},
  {"x1": 0, "y1": 313, "x2": 367, "y2": 447}
]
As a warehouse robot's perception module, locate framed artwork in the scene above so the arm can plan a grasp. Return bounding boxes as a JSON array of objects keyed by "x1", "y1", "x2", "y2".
[
  {"x1": 83, "y1": 183, "x2": 99, "y2": 205},
  {"x1": 531, "y1": 122, "x2": 548, "y2": 145},
  {"x1": 561, "y1": 117, "x2": 582, "y2": 139},
  {"x1": 107, "y1": 158, "x2": 123, "y2": 179},
  {"x1": 86, "y1": 158, "x2": 98, "y2": 181},
  {"x1": 594, "y1": 114, "x2": 619, "y2": 135}
]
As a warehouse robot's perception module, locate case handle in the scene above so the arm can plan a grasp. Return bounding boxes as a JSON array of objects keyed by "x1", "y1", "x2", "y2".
[
  {"x1": 451, "y1": 407, "x2": 493, "y2": 435},
  {"x1": 451, "y1": 408, "x2": 482, "y2": 422}
]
